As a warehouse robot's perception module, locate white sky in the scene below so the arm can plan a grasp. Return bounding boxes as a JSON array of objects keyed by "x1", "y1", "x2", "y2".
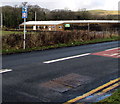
[{"x1": 0, "y1": 0, "x2": 120, "y2": 11}]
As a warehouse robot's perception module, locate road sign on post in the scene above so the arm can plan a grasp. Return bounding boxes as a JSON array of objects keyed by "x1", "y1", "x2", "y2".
[
  {"x1": 22, "y1": 2, "x2": 27, "y2": 49},
  {"x1": 22, "y1": 7, "x2": 27, "y2": 18}
]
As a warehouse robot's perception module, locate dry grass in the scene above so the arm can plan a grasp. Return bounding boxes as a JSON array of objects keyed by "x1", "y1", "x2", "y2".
[
  {"x1": 2, "y1": 30, "x2": 118, "y2": 50},
  {"x1": 89, "y1": 10, "x2": 118, "y2": 15}
]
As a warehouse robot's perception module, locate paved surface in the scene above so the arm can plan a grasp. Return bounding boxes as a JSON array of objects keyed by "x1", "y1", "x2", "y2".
[
  {"x1": 2, "y1": 41, "x2": 120, "y2": 103},
  {"x1": 92, "y1": 47, "x2": 120, "y2": 58}
]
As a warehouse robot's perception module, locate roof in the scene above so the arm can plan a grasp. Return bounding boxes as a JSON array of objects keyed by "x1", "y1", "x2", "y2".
[
  {"x1": 20, "y1": 21, "x2": 64, "y2": 25},
  {"x1": 20, "y1": 20, "x2": 120, "y2": 26}
]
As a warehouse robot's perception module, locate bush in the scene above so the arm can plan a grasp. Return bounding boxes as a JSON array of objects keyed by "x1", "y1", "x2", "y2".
[{"x1": 2, "y1": 30, "x2": 118, "y2": 50}]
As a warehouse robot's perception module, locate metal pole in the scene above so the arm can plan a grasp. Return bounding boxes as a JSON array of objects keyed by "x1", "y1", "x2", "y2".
[
  {"x1": 23, "y1": 18, "x2": 26, "y2": 49},
  {"x1": 22, "y1": 2, "x2": 27, "y2": 49},
  {"x1": 35, "y1": 11, "x2": 36, "y2": 21},
  {"x1": 1, "y1": 13, "x2": 2, "y2": 29},
  {"x1": 88, "y1": 23, "x2": 90, "y2": 34},
  {"x1": 35, "y1": 11, "x2": 36, "y2": 30}
]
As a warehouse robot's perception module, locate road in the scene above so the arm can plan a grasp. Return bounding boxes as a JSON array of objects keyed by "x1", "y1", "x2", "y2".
[{"x1": 2, "y1": 41, "x2": 120, "y2": 103}]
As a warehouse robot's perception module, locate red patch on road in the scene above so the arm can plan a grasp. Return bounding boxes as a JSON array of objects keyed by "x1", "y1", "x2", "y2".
[{"x1": 91, "y1": 48, "x2": 120, "y2": 58}]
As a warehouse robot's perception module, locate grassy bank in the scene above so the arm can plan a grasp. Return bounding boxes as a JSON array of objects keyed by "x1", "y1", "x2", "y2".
[
  {"x1": 95, "y1": 88, "x2": 120, "y2": 104},
  {"x1": 2, "y1": 30, "x2": 119, "y2": 54},
  {"x1": 1, "y1": 30, "x2": 36, "y2": 36},
  {"x1": 2, "y1": 35, "x2": 120, "y2": 54},
  {"x1": 89, "y1": 10, "x2": 118, "y2": 15}
]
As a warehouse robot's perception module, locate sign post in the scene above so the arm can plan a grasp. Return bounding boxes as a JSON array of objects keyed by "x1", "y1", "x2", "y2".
[
  {"x1": 88, "y1": 23, "x2": 90, "y2": 35},
  {"x1": 22, "y1": 3, "x2": 27, "y2": 49},
  {"x1": 1, "y1": 13, "x2": 2, "y2": 29}
]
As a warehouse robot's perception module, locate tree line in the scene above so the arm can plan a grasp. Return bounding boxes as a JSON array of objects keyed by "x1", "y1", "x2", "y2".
[{"x1": 0, "y1": 4, "x2": 119, "y2": 29}]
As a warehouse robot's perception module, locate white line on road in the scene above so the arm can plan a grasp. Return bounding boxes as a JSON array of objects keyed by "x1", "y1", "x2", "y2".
[
  {"x1": 43, "y1": 53, "x2": 91, "y2": 64},
  {"x1": 110, "y1": 53, "x2": 119, "y2": 56},
  {"x1": 105, "y1": 47, "x2": 120, "y2": 51},
  {"x1": 0, "y1": 69, "x2": 12, "y2": 74}
]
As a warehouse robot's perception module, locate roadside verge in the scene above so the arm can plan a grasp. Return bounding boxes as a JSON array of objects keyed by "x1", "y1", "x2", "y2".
[{"x1": 2, "y1": 36, "x2": 120, "y2": 55}]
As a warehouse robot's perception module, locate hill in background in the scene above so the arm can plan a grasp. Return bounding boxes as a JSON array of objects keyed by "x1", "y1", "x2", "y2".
[{"x1": 89, "y1": 9, "x2": 118, "y2": 15}]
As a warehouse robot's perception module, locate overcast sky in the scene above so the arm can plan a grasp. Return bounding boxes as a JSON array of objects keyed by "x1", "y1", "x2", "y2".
[{"x1": 0, "y1": 0, "x2": 119, "y2": 11}]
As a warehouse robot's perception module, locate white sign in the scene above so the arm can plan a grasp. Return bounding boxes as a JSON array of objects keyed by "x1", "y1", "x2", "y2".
[{"x1": 33, "y1": 26, "x2": 36, "y2": 30}]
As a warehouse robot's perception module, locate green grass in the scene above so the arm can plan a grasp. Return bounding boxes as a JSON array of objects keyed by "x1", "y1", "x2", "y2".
[
  {"x1": 1, "y1": 31, "x2": 36, "y2": 36},
  {"x1": 1, "y1": 31, "x2": 22, "y2": 35},
  {"x1": 94, "y1": 89, "x2": 120, "y2": 104},
  {"x1": 2, "y1": 36, "x2": 120, "y2": 54}
]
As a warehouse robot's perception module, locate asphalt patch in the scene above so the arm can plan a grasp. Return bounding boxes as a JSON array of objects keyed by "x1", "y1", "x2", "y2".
[{"x1": 40, "y1": 73, "x2": 92, "y2": 93}]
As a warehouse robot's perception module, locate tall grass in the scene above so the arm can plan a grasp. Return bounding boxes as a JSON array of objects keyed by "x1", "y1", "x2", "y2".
[{"x1": 2, "y1": 30, "x2": 119, "y2": 50}]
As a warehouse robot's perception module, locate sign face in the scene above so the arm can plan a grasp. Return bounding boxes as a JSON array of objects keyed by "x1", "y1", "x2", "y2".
[
  {"x1": 22, "y1": 12, "x2": 27, "y2": 18},
  {"x1": 22, "y1": 6, "x2": 27, "y2": 18},
  {"x1": 33, "y1": 26, "x2": 36, "y2": 30},
  {"x1": 22, "y1": 7, "x2": 27, "y2": 12},
  {"x1": 65, "y1": 24, "x2": 70, "y2": 27}
]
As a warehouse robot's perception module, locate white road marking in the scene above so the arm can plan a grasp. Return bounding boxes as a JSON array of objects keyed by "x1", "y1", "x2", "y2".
[
  {"x1": 43, "y1": 53, "x2": 91, "y2": 64},
  {"x1": 103, "y1": 54, "x2": 110, "y2": 56},
  {"x1": 110, "y1": 53, "x2": 119, "y2": 56},
  {"x1": 116, "y1": 55, "x2": 120, "y2": 58},
  {"x1": 0, "y1": 69, "x2": 12, "y2": 74},
  {"x1": 105, "y1": 47, "x2": 120, "y2": 51}
]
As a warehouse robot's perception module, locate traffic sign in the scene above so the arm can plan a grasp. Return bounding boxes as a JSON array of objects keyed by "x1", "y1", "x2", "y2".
[
  {"x1": 65, "y1": 24, "x2": 70, "y2": 27},
  {"x1": 22, "y1": 12, "x2": 27, "y2": 18},
  {"x1": 22, "y1": 7, "x2": 27, "y2": 18},
  {"x1": 22, "y1": 5, "x2": 28, "y2": 50},
  {"x1": 22, "y1": 6, "x2": 27, "y2": 13}
]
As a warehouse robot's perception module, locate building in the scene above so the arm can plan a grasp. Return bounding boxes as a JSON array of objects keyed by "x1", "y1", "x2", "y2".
[{"x1": 19, "y1": 20, "x2": 120, "y2": 31}]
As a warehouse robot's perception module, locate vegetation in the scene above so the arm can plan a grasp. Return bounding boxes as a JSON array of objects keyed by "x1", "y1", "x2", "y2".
[
  {"x1": 101, "y1": 89, "x2": 120, "y2": 103},
  {"x1": 0, "y1": 4, "x2": 119, "y2": 29},
  {"x1": 1, "y1": 3, "x2": 119, "y2": 54},
  {"x1": 94, "y1": 89, "x2": 120, "y2": 104},
  {"x1": 2, "y1": 30, "x2": 119, "y2": 54},
  {"x1": 89, "y1": 10, "x2": 118, "y2": 15},
  {"x1": 1, "y1": 30, "x2": 35, "y2": 35}
]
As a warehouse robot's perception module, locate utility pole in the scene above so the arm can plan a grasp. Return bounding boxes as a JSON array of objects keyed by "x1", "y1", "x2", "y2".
[
  {"x1": 23, "y1": 16, "x2": 26, "y2": 49},
  {"x1": 88, "y1": 22, "x2": 90, "y2": 35},
  {"x1": 35, "y1": 11, "x2": 37, "y2": 30},
  {"x1": 35, "y1": 11, "x2": 36, "y2": 21},
  {"x1": 22, "y1": 2, "x2": 27, "y2": 49},
  {"x1": 1, "y1": 13, "x2": 2, "y2": 29}
]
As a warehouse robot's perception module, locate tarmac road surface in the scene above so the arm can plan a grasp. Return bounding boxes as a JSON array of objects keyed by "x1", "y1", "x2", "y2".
[{"x1": 2, "y1": 41, "x2": 120, "y2": 103}]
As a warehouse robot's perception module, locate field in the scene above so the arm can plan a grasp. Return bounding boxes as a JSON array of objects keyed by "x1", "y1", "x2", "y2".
[{"x1": 89, "y1": 10, "x2": 118, "y2": 15}]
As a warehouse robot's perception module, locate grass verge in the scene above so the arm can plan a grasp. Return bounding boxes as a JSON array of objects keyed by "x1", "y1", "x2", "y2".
[
  {"x1": 1, "y1": 30, "x2": 36, "y2": 36},
  {"x1": 94, "y1": 88, "x2": 120, "y2": 104},
  {"x1": 2, "y1": 36, "x2": 120, "y2": 54}
]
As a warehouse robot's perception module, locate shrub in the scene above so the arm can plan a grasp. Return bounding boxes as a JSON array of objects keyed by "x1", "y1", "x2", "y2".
[{"x1": 2, "y1": 30, "x2": 118, "y2": 50}]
